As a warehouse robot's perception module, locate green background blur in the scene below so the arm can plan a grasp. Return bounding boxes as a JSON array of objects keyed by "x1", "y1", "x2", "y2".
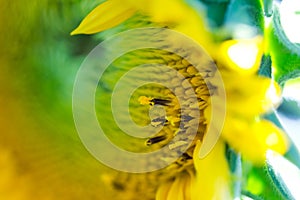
[{"x1": 0, "y1": 0, "x2": 119, "y2": 199}]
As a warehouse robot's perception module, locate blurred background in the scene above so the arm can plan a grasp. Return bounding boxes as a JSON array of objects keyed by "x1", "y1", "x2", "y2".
[{"x1": 0, "y1": 0, "x2": 118, "y2": 199}]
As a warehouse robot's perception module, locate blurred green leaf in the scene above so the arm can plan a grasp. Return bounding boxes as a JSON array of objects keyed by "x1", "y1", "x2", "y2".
[
  {"x1": 258, "y1": 54, "x2": 272, "y2": 78},
  {"x1": 263, "y1": 0, "x2": 273, "y2": 17},
  {"x1": 242, "y1": 191, "x2": 264, "y2": 200},
  {"x1": 278, "y1": 98, "x2": 300, "y2": 119},
  {"x1": 275, "y1": 99, "x2": 300, "y2": 168},
  {"x1": 266, "y1": 6, "x2": 300, "y2": 86},
  {"x1": 264, "y1": 111, "x2": 300, "y2": 169},
  {"x1": 266, "y1": 150, "x2": 300, "y2": 200},
  {"x1": 242, "y1": 161, "x2": 285, "y2": 200},
  {"x1": 224, "y1": 0, "x2": 264, "y2": 37},
  {"x1": 199, "y1": 0, "x2": 230, "y2": 28},
  {"x1": 226, "y1": 146, "x2": 242, "y2": 198},
  {"x1": 201, "y1": 0, "x2": 229, "y2": 2}
]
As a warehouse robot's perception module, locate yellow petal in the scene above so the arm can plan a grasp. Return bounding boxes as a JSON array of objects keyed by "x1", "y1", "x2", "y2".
[
  {"x1": 128, "y1": 0, "x2": 216, "y2": 55},
  {"x1": 205, "y1": 72, "x2": 282, "y2": 117},
  {"x1": 183, "y1": 172, "x2": 193, "y2": 200},
  {"x1": 155, "y1": 181, "x2": 172, "y2": 200},
  {"x1": 71, "y1": 0, "x2": 136, "y2": 35},
  {"x1": 155, "y1": 171, "x2": 194, "y2": 200},
  {"x1": 166, "y1": 175, "x2": 185, "y2": 200},
  {"x1": 222, "y1": 118, "x2": 289, "y2": 164},
  {"x1": 217, "y1": 36, "x2": 263, "y2": 74},
  {"x1": 223, "y1": 76, "x2": 282, "y2": 115},
  {"x1": 192, "y1": 140, "x2": 232, "y2": 200}
]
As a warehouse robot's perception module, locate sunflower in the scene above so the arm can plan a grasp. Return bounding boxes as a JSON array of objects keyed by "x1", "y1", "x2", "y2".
[{"x1": 71, "y1": 0, "x2": 289, "y2": 199}]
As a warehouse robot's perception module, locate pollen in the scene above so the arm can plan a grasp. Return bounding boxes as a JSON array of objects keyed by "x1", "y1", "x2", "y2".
[{"x1": 138, "y1": 96, "x2": 154, "y2": 105}]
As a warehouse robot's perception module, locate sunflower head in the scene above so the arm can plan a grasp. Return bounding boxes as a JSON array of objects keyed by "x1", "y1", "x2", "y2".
[{"x1": 71, "y1": 0, "x2": 291, "y2": 199}]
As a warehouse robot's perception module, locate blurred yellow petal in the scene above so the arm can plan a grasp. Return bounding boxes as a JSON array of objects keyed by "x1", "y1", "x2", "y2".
[
  {"x1": 0, "y1": 148, "x2": 31, "y2": 200},
  {"x1": 71, "y1": 0, "x2": 136, "y2": 35},
  {"x1": 222, "y1": 118, "x2": 289, "y2": 164},
  {"x1": 127, "y1": 0, "x2": 188, "y2": 23},
  {"x1": 71, "y1": 0, "x2": 215, "y2": 54},
  {"x1": 142, "y1": 0, "x2": 215, "y2": 55},
  {"x1": 155, "y1": 181, "x2": 172, "y2": 200},
  {"x1": 166, "y1": 175, "x2": 186, "y2": 200},
  {"x1": 205, "y1": 75, "x2": 282, "y2": 120},
  {"x1": 217, "y1": 36, "x2": 263, "y2": 74},
  {"x1": 183, "y1": 171, "x2": 193, "y2": 200},
  {"x1": 223, "y1": 75, "x2": 282, "y2": 115},
  {"x1": 192, "y1": 140, "x2": 232, "y2": 200},
  {"x1": 155, "y1": 171, "x2": 194, "y2": 200}
]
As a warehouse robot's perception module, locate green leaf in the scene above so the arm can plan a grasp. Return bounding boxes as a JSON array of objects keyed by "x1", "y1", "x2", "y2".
[
  {"x1": 241, "y1": 191, "x2": 264, "y2": 200},
  {"x1": 278, "y1": 98, "x2": 300, "y2": 119},
  {"x1": 199, "y1": 0, "x2": 230, "y2": 28},
  {"x1": 241, "y1": 161, "x2": 285, "y2": 200},
  {"x1": 258, "y1": 54, "x2": 272, "y2": 78},
  {"x1": 224, "y1": 0, "x2": 264, "y2": 37},
  {"x1": 225, "y1": 146, "x2": 242, "y2": 198},
  {"x1": 201, "y1": 0, "x2": 229, "y2": 2},
  {"x1": 266, "y1": 150, "x2": 300, "y2": 200},
  {"x1": 266, "y1": 6, "x2": 300, "y2": 86},
  {"x1": 264, "y1": 111, "x2": 300, "y2": 168},
  {"x1": 263, "y1": 0, "x2": 274, "y2": 17}
]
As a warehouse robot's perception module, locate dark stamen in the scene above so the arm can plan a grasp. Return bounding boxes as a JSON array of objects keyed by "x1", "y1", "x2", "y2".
[
  {"x1": 151, "y1": 98, "x2": 171, "y2": 106},
  {"x1": 151, "y1": 117, "x2": 168, "y2": 127},
  {"x1": 181, "y1": 115, "x2": 194, "y2": 122},
  {"x1": 182, "y1": 152, "x2": 192, "y2": 159},
  {"x1": 146, "y1": 135, "x2": 166, "y2": 146},
  {"x1": 112, "y1": 181, "x2": 125, "y2": 191},
  {"x1": 177, "y1": 153, "x2": 193, "y2": 164},
  {"x1": 151, "y1": 117, "x2": 167, "y2": 123}
]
